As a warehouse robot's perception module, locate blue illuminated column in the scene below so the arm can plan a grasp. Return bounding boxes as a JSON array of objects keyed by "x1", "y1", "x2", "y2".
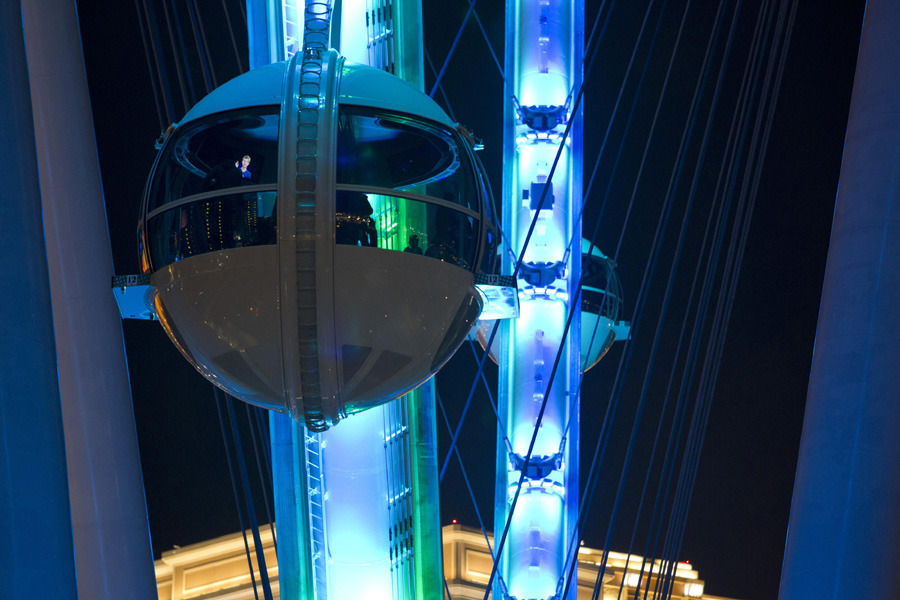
[
  {"x1": 247, "y1": 0, "x2": 303, "y2": 64},
  {"x1": 494, "y1": 2, "x2": 583, "y2": 599}
]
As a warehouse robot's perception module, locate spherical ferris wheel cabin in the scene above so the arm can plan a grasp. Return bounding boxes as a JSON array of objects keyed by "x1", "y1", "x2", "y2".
[{"x1": 138, "y1": 50, "x2": 498, "y2": 431}]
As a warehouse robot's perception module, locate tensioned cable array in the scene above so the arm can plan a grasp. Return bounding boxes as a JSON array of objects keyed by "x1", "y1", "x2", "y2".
[
  {"x1": 577, "y1": 1, "x2": 746, "y2": 596},
  {"x1": 213, "y1": 388, "x2": 275, "y2": 600},
  {"x1": 134, "y1": 0, "x2": 246, "y2": 130},
  {"x1": 651, "y1": 4, "x2": 798, "y2": 599},
  {"x1": 579, "y1": 3, "x2": 795, "y2": 599}
]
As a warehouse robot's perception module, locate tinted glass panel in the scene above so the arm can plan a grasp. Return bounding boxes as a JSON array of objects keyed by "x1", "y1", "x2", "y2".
[
  {"x1": 150, "y1": 108, "x2": 280, "y2": 212},
  {"x1": 479, "y1": 225, "x2": 499, "y2": 274},
  {"x1": 474, "y1": 152, "x2": 495, "y2": 224},
  {"x1": 582, "y1": 253, "x2": 623, "y2": 320},
  {"x1": 335, "y1": 189, "x2": 477, "y2": 270},
  {"x1": 336, "y1": 108, "x2": 479, "y2": 212},
  {"x1": 148, "y1": 192, "x2": 277, "y2": 269}
]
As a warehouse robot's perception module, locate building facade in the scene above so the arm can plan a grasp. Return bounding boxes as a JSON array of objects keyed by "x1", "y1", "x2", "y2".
[{"x1": 154, "y1": 524, "x2": 738, "y2": 600}]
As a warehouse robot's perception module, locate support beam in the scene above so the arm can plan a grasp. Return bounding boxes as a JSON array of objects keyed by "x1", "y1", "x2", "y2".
[
  {"x1": 0, "y1": 2, "x2": 77, "y2": 597},
  {"x1": 21, "y1": 1, "x2": 157, "y2": 597},
  {"x1": 779, "y1": 1, "x2": 900, "y2": 597}
]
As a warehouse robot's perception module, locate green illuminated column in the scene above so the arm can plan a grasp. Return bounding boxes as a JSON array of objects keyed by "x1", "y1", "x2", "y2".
[{"x1": 262, "y1": 1, "x2": 443, "y2": 598}]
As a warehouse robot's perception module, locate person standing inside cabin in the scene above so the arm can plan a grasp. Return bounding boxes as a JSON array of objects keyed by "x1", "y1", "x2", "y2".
[
  {"x1": 404, "y1": 235, "x2": 423, "y2": 254},
  {"x1": 236, "y1": 155, "x2": 251, "y2": 180}
]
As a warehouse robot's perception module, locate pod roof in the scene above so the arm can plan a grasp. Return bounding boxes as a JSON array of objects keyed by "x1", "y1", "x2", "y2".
[{"x1": 178, "y1": 59, "x2": 454, "y2": 128}]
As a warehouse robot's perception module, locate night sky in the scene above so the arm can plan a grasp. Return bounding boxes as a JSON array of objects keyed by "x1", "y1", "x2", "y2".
[{"x1": 74, "y1": 1, "x2": 865, "y2": 598}]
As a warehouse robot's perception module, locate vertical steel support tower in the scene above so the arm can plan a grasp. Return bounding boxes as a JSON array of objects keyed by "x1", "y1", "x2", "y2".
[
  {"x1": 495, "y1": 1, "x2": 583, "y2": 599},
  {"x1": 778, "y1": 1, "x2": 900, "y2": 598},
  {"x1": 21, "y1": 2, "x2": 158, "y2": 597},
  {"x1": 0, "y1": 2, "x2": 78, "y2": 597}
]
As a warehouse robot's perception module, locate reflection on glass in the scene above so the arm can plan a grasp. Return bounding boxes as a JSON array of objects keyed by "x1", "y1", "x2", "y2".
[
  {"x1": 336, "y1": 107, "x2": 479, "y2": 212},
  {"x1": 336, "y1": 189, "x2": 378, "y2": 247},
  {"x1": 335, "y1": 189, "x2": 477, "y2": 270},
  {"x1": 148, "y1": 192, "x2": 278, "y2": 270},
  {"x1": 150, "y1": 108, "x2": 280, "y2": 212},
  {"x1": 581, "y1": 253, "x2": 623, "y2": 320},
  {"x1": 149, "y1": 189, "x2": 480, "y2": 272},
  {"x1": 480, "y1": 225, "x2": 498, "y2": 274}
]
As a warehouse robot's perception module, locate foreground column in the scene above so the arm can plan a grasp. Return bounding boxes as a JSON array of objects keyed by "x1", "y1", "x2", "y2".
[
  {"x1": 779, "y1": 2, "x2": 900, "y2": 598},
  {"x1": 21, "y1": 2, "x2": 158, "y2": 598},
  {"x1": 0, "y1": 2, "x2": 77, "y2": 597}
]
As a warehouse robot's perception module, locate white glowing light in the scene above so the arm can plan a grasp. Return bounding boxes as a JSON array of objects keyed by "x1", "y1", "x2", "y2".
[{"x1": 684, "y1": 582, "x2": 704, "y2": 597}]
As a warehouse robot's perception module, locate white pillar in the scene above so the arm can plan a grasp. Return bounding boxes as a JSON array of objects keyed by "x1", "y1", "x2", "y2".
[
  {"x1": 0, "y1": 1, "x2": 78, "y2": 597},
  {"x1": 22, "y1": 1, "x2": 157, "y2": 598},
  {"x1": 779, "y1": 1, "x2": 900, "y2": 597}
]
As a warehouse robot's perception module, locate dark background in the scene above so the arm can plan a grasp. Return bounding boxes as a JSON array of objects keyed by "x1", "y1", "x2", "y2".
[{"x1": 75, "y1": 1, "x2": 866, "y2": 598}]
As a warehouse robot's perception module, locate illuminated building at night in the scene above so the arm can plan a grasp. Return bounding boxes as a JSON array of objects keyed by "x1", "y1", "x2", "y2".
[{"x1": 152, "y1": 525, "x2": 740, "y2": 600}]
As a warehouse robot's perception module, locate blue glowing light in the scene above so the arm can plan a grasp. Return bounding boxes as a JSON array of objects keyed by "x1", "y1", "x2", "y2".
[{"x1": 496, "y1": 0, "x2": 583, "y2": 597}]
